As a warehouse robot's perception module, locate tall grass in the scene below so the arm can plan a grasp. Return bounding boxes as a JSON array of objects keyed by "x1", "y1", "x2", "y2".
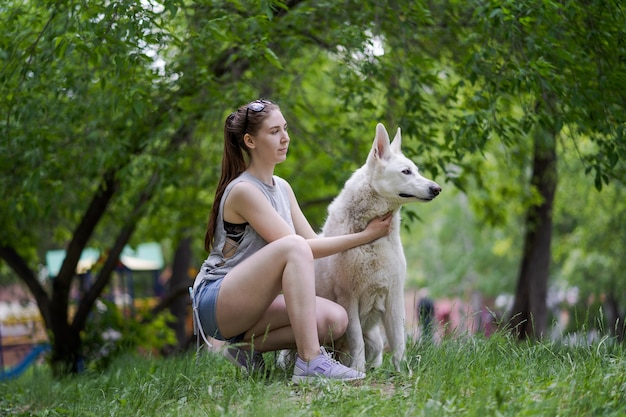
[{"x1": 2, "y1": 332, "x2": 625, "y2": 416}]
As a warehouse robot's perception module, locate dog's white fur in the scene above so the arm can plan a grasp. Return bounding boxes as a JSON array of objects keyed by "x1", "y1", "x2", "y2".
[{"x1": 315, "y1": 123, "x2": 441, "y2": 372}]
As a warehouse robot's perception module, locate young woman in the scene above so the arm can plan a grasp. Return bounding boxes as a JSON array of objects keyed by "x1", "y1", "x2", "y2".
[{"x1": 192, "y1": 99, "x2": 392, "y2": 383}]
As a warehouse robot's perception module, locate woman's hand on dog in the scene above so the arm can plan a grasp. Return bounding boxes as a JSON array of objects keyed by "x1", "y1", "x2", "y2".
[{"x1": 364, "y1": 212, "x2": 393, "y2": 241}]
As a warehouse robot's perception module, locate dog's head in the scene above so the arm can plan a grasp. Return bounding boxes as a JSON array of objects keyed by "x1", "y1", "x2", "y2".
[{"x1": 366, "y1": 123, "x2": 441, "y2": 204}]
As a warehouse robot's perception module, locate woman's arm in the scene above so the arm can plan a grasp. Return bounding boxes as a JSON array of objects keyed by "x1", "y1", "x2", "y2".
[
  {"x1": 284, "y1": 182, "x2": 321, "y2": 239},
  {"x1": 285, "y1": 181, "x2": 392, "y2": 259},
  {"x1": 227, "y1": 180, "x2": 392, "y2": 257},
  {"x1": 307, "y1": 217, "x2": 392, "y2": 258},
  {"x1": 225, "y1": 181, "x2": 296, "y2": 243}
]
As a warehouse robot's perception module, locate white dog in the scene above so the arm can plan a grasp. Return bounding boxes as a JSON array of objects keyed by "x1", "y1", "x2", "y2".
[{"x1": 315, "y1": 123, "x2": 441, "y2": 372}]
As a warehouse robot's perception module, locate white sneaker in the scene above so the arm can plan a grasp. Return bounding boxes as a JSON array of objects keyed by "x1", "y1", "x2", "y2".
[{"x1": 291, "y1": 347, "x2": 365, "y2": 384}]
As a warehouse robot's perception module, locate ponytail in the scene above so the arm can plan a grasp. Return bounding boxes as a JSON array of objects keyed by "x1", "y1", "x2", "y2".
[{"x1": 204, "y1": 100, "x2": 278, "y2": 252}]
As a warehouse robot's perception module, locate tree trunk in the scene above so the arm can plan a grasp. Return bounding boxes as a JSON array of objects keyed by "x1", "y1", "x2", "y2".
[
  {"x1": 509, "y1": 127, "x2": 557, "y2": 340},
  {"x1": 167, "y1": 236, "x2": 193, "y2": 350},
  {"x1": 49, "y1": 312, "x2": 83, "y2": 375}
]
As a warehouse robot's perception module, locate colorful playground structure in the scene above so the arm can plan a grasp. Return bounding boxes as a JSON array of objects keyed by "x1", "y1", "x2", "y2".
[
  {"x1": 0, "y1": 310, "x2": 49, "y2": 380},
  {"x1": 1, "y1": 242, "x2": 165, "y2": 380}
]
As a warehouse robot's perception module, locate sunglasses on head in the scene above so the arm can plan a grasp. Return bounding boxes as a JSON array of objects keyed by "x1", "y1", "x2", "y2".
[{"x1": 243, "y1": 99, "x2": 272, "y2": 134}]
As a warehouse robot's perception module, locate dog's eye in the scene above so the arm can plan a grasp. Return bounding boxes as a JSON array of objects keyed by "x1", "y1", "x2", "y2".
[{"x1": 401, "y1": 169, "x2": 412, "y2": 175}]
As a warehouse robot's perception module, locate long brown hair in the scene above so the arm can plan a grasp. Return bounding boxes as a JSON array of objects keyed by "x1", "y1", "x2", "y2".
[{"x1": 204, "y1": 99, "x2": 278, "y2": 252}]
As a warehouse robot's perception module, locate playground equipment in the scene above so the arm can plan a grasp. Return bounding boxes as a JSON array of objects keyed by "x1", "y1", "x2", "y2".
[
  {"x1": 0, "y1": 343, "x2": 50, "y2": 381},
  {"x1": 0, "y1": 308, "x2": 49, "y2": 381},
  {"x1": 0, "y1": 242, "x2": 164, "y2": 379},
  {"x1": 45, "y1": 242, "x2": 165, "y2": 311}
]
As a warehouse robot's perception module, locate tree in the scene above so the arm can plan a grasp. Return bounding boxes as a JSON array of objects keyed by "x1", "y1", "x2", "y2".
[{"x1": 421, "y1": 0, "x2": 626, "y2": 339}]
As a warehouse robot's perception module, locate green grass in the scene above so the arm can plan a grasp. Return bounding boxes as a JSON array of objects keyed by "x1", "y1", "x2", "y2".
[{"x1": 2, "y1": 333, "x2": 625, "y2": 416}]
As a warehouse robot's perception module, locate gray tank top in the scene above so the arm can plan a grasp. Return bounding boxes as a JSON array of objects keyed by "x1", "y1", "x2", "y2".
[{"x1": 192, "y1": 172, "x2": 294, "y2": 291}]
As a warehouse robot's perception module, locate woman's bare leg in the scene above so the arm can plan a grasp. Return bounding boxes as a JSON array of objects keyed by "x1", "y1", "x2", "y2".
[
  {"x1": 216, "y1": 235, "x2": 328, "y2": 361},
  {"x1": 239, "y1": 295, "x2": 348, "y2": 351}
]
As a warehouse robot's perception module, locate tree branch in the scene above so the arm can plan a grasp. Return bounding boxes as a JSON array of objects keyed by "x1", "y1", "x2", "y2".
[
  {"x1": 71, "y1": 172, "x2": 159, "y2": 333},
  {"x1": 46, "y1": 170, "x2": 118, "y2": 338},
  {"x1": 72, "y1": 116, "x2": 198, "y2": 333},
  {"x1": 0, "y1": 245, "x2": 51, "y2": 328}
]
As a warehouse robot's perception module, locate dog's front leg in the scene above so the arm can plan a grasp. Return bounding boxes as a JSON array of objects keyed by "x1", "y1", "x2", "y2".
[
  {"x1": 384, "y1": 287, "x2": 406, "y2": 372},
  {"x1": 364, "y1": 324, "x2": 384, "y2": 368},
  {"x1": 341, "y1": 296, "x2": 367, "y2": 372}
]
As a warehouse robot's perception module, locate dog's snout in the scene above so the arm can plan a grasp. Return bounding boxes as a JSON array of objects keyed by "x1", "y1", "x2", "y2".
[{"x1": 430, "y1": 184, "x2": 442, "y2": 196}]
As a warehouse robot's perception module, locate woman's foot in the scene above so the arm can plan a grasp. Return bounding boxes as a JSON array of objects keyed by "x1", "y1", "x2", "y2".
[
  {"x1": 223, "y1": 345, "x2": 266, "y2": 375},
  {"x1": 291, "y1": 347, "x2": 365, "y2": 384}
]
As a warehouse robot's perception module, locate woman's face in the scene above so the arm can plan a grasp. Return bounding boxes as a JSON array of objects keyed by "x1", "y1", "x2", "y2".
[{"x1": 248, "y1": 109, "x2": 290, "y2": 164}]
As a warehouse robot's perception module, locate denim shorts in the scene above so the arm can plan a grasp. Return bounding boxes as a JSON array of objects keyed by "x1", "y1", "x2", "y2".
[{"x1": 195, "y1": 277, "x2": 244, "y2": 343}]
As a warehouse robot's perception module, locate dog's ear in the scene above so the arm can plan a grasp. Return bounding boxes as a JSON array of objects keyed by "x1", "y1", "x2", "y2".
[
  {"x1": 390, "y1": 127, "x2": 402, "y2": 154},
  {"x1": 369, "y1": 123, "x2": 391, "y2": 163}
]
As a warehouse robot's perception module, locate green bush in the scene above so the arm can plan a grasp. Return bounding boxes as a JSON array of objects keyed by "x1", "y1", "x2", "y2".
[{"x1": 81, "y1": 298, "x2": 177, "y2": 371}]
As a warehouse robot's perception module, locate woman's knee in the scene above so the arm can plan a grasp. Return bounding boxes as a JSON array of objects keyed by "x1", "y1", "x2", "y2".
[
  {"x1": 318, "y1": 303, "x2": 349, "y2": 341},
  {"x1": 275, "y1": 234, "x2": 313, "y2": 262}
]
